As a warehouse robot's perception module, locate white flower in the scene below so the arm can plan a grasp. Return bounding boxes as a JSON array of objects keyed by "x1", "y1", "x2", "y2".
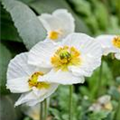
[
  {"x1": 96, "y1": 35, "x2": 120, "y2": 60},
  {"x1": 21, "y1": 104, "x2": 40, "y2": 120},
  {"x1": 89, "y1": 95, "x2": 113, "y2": 112},
  {"x1": 38, "y1": 9, "x2": 75, "y2": 41},
  {"x1": 28, "y1": 33, "x2": 102, "y2": 85},
  {"x1": 6, "y1": 52, "x2": 58, "y2": 106}
]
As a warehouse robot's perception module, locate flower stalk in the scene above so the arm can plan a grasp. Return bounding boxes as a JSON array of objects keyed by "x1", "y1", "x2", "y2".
[
  {"x1": 114, "y1": 97, "x2": 120, "y2": 120},
  {"x1": 69, "y1": 85, "x2": 73, "y2": 120},
  {"x1": 97, "y1": 60, "x2": 103, "y2": 97},
  {"x1": 40, "y1": 101, "x2": 44, "y2": 120},
  {"x1": 44, "y1": 99, "x2": 47, "y2": 120}
]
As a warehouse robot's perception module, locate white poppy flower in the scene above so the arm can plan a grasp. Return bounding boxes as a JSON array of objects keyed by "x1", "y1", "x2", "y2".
[
  {"x1": 6, "y1": 52, "x2": 58, "y2": 106},
  {"x1": 21, "y1": 104, "x2": 40, "y2": 120},
  {"x1": 96, "y1": 35, "x2": 120, "y2": 60},
  {"x1": 38, "y1": 9, "x2": 75, "y2": 41},
  {"x1": 21, "y1": 99, "x2": 50, "y2": 120},
  {"x1": 28, "y1": 33, "x2": 102, "y2": 85},
  {"x1": 89, "y1": 95, "x2": 113, "y2": 112}
]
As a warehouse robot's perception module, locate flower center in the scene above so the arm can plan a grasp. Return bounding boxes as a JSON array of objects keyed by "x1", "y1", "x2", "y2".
[
  {"x1": 48, "y1": 30, "x2": 63, "y2": 40},
  {"x1": 112, "y1": 36, "x2": 120, "y2": 49},
  {"x1": 51, "y1": 46, "x2": 82, "y2": 71},
  {"x1": 28, "y1": 72, "x2": 50, "y2": 89}
]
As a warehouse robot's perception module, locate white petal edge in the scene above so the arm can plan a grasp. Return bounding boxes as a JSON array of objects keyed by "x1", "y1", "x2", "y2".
[
  {"x1": 68, "y1": 54, "x2": 101, "y2": 77},
  {"x1": 40, "y1": 69, "x2": 85, "y2": 85},
  {"x1": 15, "y1": 91, "x2": 36, "y2": 106},
  {"x1": 26, "y1": 83, "x2": 58, "y2": 106},
  {"x1": 15, "y1": 83, "x2": 58, "y2": 106},
  {"x1": 61, "y1": 33, "x2": 102, "y2": 77},
  {"x1": 28, "y1": 40, "x2": 59, "y2": 68},
  {"x1": 38, "y1": 9, "x2": 75, "y2": 33},
  {"x1": 6, "y1": 76, "x2": 30, "y2": 93},
  {"x1": 62, "y1": 33, "x2": 102, "y2": 57},
  {"x1": 53, "y1": 9, "x2": 75, "y2": 33},
  {"x1": 96, "y1": 35, "x2": 118, "y2": 55},
  {"x1": 7, "y1": 52, "x2": 36, "y2": 80}
]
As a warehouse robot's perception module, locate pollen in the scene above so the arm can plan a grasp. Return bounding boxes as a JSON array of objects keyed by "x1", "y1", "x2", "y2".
[
  {"x1": 28, "y1": 72, "x2": 50, "y2": 89},
  {"x1": 51, "y1": 46, "x2": 82, "y2": 71},
  {"x1": 49, "y1": 31, "x2": 60, "y2": 40},
  {"x1": 112, "y1": 36, "x2": 120, "y2": 49}
]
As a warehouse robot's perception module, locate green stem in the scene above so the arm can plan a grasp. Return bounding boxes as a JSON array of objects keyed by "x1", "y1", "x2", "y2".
[
  {"x1": 40, "y1": 102, "x2": 44, "y2": 120},
  {"x1": 114, "y1": 97, "x2": 120, "y2": 120},
  {"x1": 69, "y1": 85, "x2": 73, "y2": 120},
  {"x1": 97, "y1": 61, "x2": 103, "y2": 97},
  {"x1": 117, "y1": 0, "x2": 120, "y2": 24},
  {"x1": 44, "y1": 99, "x2": 47, "y2": 120}
]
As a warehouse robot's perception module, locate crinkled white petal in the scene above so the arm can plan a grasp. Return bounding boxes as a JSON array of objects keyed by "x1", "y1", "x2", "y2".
[
  {"x1": 15, "y1": 91, "x2": 36, "y2": 106},
  {"x1": 62, "y1": 33, "x2": 102, "y2": 77},
  {"x1": 40, "y1": 69, "x2": 85, "y2": 85},
  {"x1": 96, "y1": 35, "x2": 118, "y2": 55},
  {"x1": 53, "y1": 9, "x2": 75, "y2": 33},
  {"x1": 62, "y1": 33, "x2": 102, "y2": 57},
  {"x1": 38, "y1": 9, "x2": 75, "y2": 40},
  {"x1": 6, "y1": 77, "x2": 30, "y2": 93},
  {"x1": 15, "y1": 83, "x2": 58, "y2": 106},
  {"x1": 26, "y1": 83, "x2": 58, "y2": 106},
  {"x1": 28, "y1": 40, "x2": 59, "y2": 67},
  {"x1": 69, "y1": 54, "x2": 101, "y2": 77},
  {"x1": 7, "y1": 52, "x2": 36, "y2": 80},
  {"x1": 38, "y1": 14, "x2": 61, "y2": 31}
]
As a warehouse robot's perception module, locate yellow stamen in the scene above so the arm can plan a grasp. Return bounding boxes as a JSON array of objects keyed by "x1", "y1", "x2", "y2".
[
  {"x1": 28, "y1": 72, "x2": 50, "y2": 89},
  {"x1": 112, "y1": 36, "x2": 120, "y2": 49},
  {"x1": 51, "y1": 46, "x2": 82, "y2": 71},
  {"x1": 49, "y1": 31, "x2": 60, "y2": 40}
]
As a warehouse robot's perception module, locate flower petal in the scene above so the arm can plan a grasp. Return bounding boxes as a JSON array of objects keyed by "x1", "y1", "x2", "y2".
[
  {"x1": 62, "y1": 33, "x2": 102, "y2": 77},
  {"x1": 26, "y1": 83, "x2": 58, "y2": 106},
  {"x1": 53, "y1": 9, "x2": 75, "y2": 33},
  {"x1": 38, "y1": 13, "x2": 61, "y2": 31},
  {"x1": 15, "y1": 91, "x2": 36, "y2": 106},
  {"x1": 21, "y1": 104, "x2": 40, "y2": 120},
  {"x1": 68, "y1": 54, "x2": 101, "y2": 77},
  {"x1": 6, "y1": 77, "x2": 30, "y2": 93},
  {"x1": 62, "y1": 33, "x2": 102, "y2": 56},
  {"x1": 96, "y1": 35, "x2": 118, "y2": 55},
  {"x1": 28, "y1": 40, "x2": 59, "y2": 67},
  {"x1": 38, "y1": 9, "x2": 75, "y2": 41},
  {"x1": 38, "y1": 9, "x2": 75, "y2": 32},
  {"x1": 40, "y1": 69, "x2": 85, "y2": 85},
  {"x1": 7, "y1": 52, "x2": 36, "y2": 93},
  {"x1": 15, "y1": 83, "x2": 58, "y2": 106},
  {"x1": 7, "y1": 52, "x2": 36, "y2": 80}
]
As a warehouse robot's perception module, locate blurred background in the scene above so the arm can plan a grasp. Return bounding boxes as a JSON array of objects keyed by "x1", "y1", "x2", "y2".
[{"x1": 0, "y1": 0, "x2": 120, "y2": 120}]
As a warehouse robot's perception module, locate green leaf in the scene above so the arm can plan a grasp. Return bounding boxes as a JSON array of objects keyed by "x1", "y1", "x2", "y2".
[
  {"x1": 0, "y1": 96, "x2": 18, "y2": 120},
  {"x1": 2, "y1": 0, "x2": 47, "y2": 50},
  {"x1": 0, "y1": 43, "x2": 12, "y2": 95},
  {"x1": 94, "y1": 1, "x2": 109, "y2": 30},
  {"x1": 89, "y1": 111, "x2": 110, "y2": 120},
  {"x1": 28, "y1": 0, "x2": 91, "y2": 34},
  {"x1": 1, "y1": 4, "x2": 22, "y2": 42}
]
